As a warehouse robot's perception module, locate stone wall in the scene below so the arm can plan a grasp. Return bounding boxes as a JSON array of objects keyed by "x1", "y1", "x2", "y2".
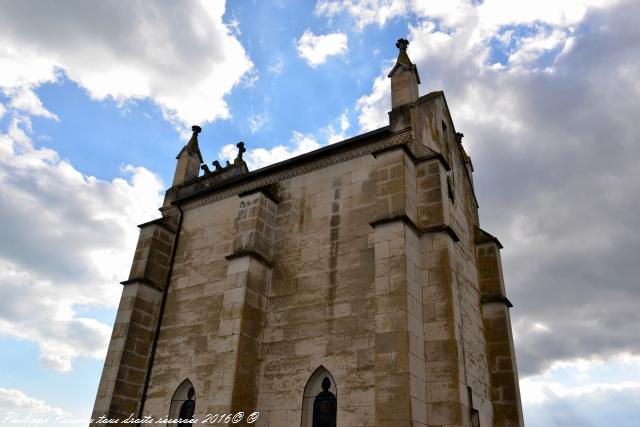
[
  {"x1": 142, "y1": 196, "x2": 239, "y2": 418},
  {"x1": 92, "y1": 92, "x2": 522, "y2": 427},
  {"x1": 256, "y1": 155, "x2": 378, "y2": 426}
]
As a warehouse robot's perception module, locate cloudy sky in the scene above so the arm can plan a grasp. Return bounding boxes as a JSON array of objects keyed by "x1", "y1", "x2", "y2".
[{"x1": 0, "y1": 0, "x2": 638, "y2": 425}]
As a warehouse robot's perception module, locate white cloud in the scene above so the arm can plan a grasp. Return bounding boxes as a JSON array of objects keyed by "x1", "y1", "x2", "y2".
[
  {"x1": 339, "y1": 111, "x2": 350, "y2": 132},
  {"x1": 221, "y1": 110, "x2": 354, "y2": 170},
  {"x1": 316, "y1": 0, "x2": 621, "y2": 36},
  {"x1": 326, "y1": 110, "x2": 351, "y2": 144},
  {"x1": 523, "y1": 378, "x2": 640, "y2": 406},
  {"x1": 241, "y1": 68, "x2": 260, "y2": 89},
  {"x1": 297, "y1": 30, "x2": 348, "y2": 68},
  {"x1": 0, "y1": 387, "x2": 68, "y2": 418},
  {"x1": 519, "y1": 355, "x2": 640, "y2": 426},
  {"x1": 268, "y1": 57, "x2": 285, "y2": 75},
  {"x1": 355, "y1": 73, "x2": 390, "y2": 132},
  {"x1": 315, "y1": 0, "x2": 407, "y2": 30},
  {"x1": 410, "y1": 0, "x2": 474, "y2": 28},
  {"x1": 248, "y1": 112, "x2": 270, "y2": 134},
  {"x1": 0, "y1": 46, "x2": 58, "y2": 90},
  {"x1": 0, "y1": 115, "x2": 164, "y2": 371},
  {"x1": 0, "y1": 0, "x2": 253, "y2": 127},
  {"x1": 227, "y1": 17, "x2": 242, "y2": 37},
  {"x1": 7, "y1": 88, "x2": 58, "y2": 120},
  {"x1": 477, "y1": 0, "x2": 620, "y2": 33},
  {"x1": 521, "y1": 354, "x2": 640, "y2": 405},
  {"x1": 507, "y1": 28, "x2": 568, "y2": 68},
  {"x1": 317, "y1": 0, "x2": 618, "y2": 72},
  {"x1": 220, "y1": 131, "x2": 321, "y2": 170},
  {"x1": 350, "y1": 0, "x2": 626, "y2": 133}
]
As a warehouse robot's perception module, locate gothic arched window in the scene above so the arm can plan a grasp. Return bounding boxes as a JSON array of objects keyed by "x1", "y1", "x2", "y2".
[
  {"x1": 301, "y1": 366, "x2": 337, "y2": 427},
  {"x1": 167, "y1": 379, "x2": 196, "y2": 427}
]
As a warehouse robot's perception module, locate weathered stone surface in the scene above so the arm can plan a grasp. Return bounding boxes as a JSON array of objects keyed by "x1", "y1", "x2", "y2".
[
  {"x1": 478, "y1": 240, "x2": 524, "y2": 427},
  {"x1": 91, "y1": 282, "x2": 164, "y2": 423},
  {"x1": 92, "y1": 42, "x2": 522, "y2": 427}
]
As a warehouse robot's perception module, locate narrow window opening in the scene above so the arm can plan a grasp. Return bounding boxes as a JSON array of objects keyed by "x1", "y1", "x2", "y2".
[
  {"x1": 442, "y1": 120, "x2": 452, "y2": 162},
  {"x1": 313, "y1": 377, "x2": 337, "y2": 427},
  {"x1": 301, "y1": 367, "x2": 337, "y2": 427},
  {"x1": 468, "y1": 386, "x2": 480, "y2": 427},
  {"x1": 441, "y1": 121, "x2": 448, "y2": 144},
  {"x1": 178, "y1": 388, "x2": 195, "y2": 427},
  {"x1": 168, "y1": 379, "x2": 196, "y2": 427},
  {"x1": 447, "y1": 174, "x2": 455, "y2": 203}
]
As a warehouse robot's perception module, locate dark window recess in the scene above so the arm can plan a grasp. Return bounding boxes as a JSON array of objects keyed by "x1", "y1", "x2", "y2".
[
  {"x1": 169, "y1": 379, "x2": 196, "y2": 427},
  {"x1": 313, "y1": 377, "x2": 337, "y2": 427},
  {"x1": 442, "y1": 121, "x2": 448, "y2": 144},
  {"x1": 442, "y1": 120, "x2": 452, "y2": 163},
  {"x1": 178, "y1": 388, "x2": 195, "y2": 427},
  {"x1": 470, "y1": 409, "x2": 481, "y2": 427},
  {"x1": 468, "y1": 386, "x2": 480, "y2": 427},
  {"x1": 447, "y1": 175, "x2": 455, "y2": 202}
]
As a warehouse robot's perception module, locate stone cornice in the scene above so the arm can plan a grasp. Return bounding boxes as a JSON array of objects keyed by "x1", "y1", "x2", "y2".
[
  {"x1": 179, "y1": 129, "x2": 413, "y2": 212},
  {"x1": 481, "y1": 295, "x2": 513, "y2": 308},
  {"x1": 225, "y1": 251, "x2": 274, "y2": 268},
  {"x1": 159, "y1": 206, "x2": 181, "y2": 218},
  {"x1": 475, "y1": 227, "x2": 503, "y2": 249},
  {"x1": 371, "y1": 143, "x2": 451, "y2": 171},
  {"x1": 120, "y1": 277, "x2": 164, "y2": 292},
  {"x1": 369, "y1": 215, "x2": 460, "y2": 242},
  {"x1": 137, "y1": 217, "x2": 177, "y2": 233},
  {"x1": 238, "y1": 184, "x2": 281, "y2": 204}
]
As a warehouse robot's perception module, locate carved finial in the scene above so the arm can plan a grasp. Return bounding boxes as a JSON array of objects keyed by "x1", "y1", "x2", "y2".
[
  {"x1": 183, "y1": 124, "x2": 203, "y2": 162},
  {"x1": 393, "y1": 38, "x2": 414, "y2": 69},
  {"x1": 173, "y1": 125, "x2": 203, "y2": 184},
  {"x1": 235, "y1": 142, "x2": 246, "y2": 163},
  {"x1": 456, "y1": 132, "x2": 464, "y2": 143},
  {"x1": 396, "y1": 38, "x2": 409, "y2": 51}
]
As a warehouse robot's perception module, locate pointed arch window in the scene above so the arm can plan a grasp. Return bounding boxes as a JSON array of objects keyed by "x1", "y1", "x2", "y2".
[
  {"x1": 167, "y1": 379, "x2": 196, "y2": 427},
  {"x1": 301, "y1": 366, "x2": 337, "y2": 427}
]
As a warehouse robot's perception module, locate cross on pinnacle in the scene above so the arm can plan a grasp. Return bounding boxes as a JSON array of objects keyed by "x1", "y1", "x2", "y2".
[
  {"x1": 235, "y1": 141, "x2": 246, "y2": 163},
  {"x1": 396, "y1": 38, "x2": 409, "y2": 51}
]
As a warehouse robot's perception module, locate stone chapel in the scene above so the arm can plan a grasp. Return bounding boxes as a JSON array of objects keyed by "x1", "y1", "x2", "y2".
[{"x1": 92, "y1": 39, "x2": 524, "y2": 427}]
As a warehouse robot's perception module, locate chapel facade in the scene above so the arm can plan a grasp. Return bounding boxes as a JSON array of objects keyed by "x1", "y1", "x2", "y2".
[{"x1": 92, "y1": 39, "x2": 524, "y2": 427}]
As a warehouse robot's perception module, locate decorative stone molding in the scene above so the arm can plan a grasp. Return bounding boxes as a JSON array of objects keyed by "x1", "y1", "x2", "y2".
[
  {"x1": 475, "y1": 226, "x2": 503, "y2": 248},
  {"x1": 180, "y1": 131, "x2": 414, "y2": 212},
  {"x1": 480, "y1": 295, "x2": 514, "y2": 308},
  {"x1": 159, "y1": 205, "x2": 180, "y2": 218},
  {"x1": 225, "y1": 251, "x2": 273, "y2": 268},
  {"x1": 369, "y1": 214, "x2": 460, "y2": 242}
]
